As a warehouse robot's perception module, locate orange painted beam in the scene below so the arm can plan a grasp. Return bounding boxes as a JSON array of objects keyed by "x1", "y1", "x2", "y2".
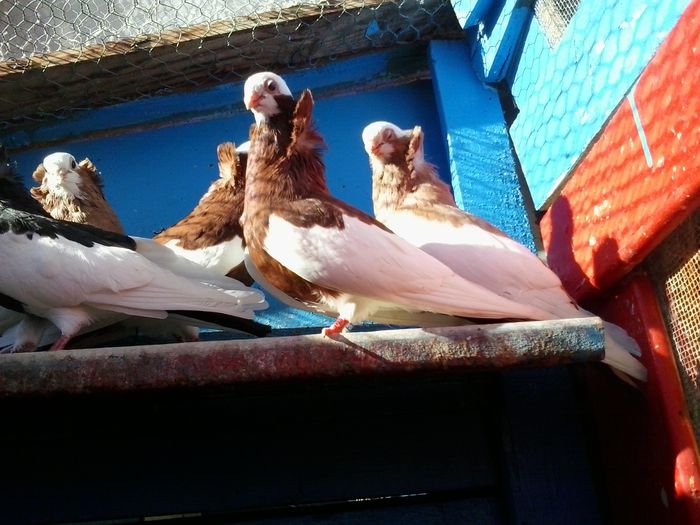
[
  {"x1": 541, "y1": 0, "x2": 700, "y2": 301},
  {"x1": 595, "y1": 275, "x2": 700, "y2": 524}
]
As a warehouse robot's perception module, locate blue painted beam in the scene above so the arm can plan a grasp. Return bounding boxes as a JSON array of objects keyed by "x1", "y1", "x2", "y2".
[
  {"x1": 429, "y1": 39, "x2": 537, "y2": 250},
  {"x1": 483, "y1": 0, "x2": 535, "y2": 85},
  {"x1": 454, "y1": 0, "x2": 498, "y2": 29}
]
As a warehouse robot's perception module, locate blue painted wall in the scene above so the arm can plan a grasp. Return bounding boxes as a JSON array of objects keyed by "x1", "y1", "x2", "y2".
[
  {"x1": 9, "y1": 77, "x2": 450, "y2": 329},
  {"x1": 430, "y1": 40, "x2": 537, "y2": 251},
  {"x1": 11, "y1": 81, "x2": 449, "y2": 237},
  {"x1": 506, "y1": 0, "x2": 689, "y2": 208}
]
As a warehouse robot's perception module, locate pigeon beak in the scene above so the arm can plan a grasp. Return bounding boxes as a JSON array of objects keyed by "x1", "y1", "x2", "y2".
[
  {"x1": 43, "y1": 166, "x2": 61, "y2": 179},
  {"x1": 245, "y1": 91, "x2": 262, "y2": 111}
]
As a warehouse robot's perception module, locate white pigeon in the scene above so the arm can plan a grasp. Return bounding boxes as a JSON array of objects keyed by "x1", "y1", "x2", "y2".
[
  {"x1": 0, "y1": 168, "x2": 268, "y2": 352},
  {"x1": 361, "y1": 121, "x2": 646, "y2": 382}
]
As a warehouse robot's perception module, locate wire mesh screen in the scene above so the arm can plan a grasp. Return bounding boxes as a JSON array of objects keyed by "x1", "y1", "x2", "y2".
[
  {"x1": 505, "y1": 1, "x2": 688, "y2": 209},
  {"x1": 533, "y1": 0, "x2": 582, "y2": 48},
  {"x1": 0, "y1": 0, "x2": 462, "y2": 132},
  {"x1": 2, "y1": 0, "x2": 263, "y2": 59},
  {"x1": 647, "y1": 211, "x2": 700, "y2": 444}
]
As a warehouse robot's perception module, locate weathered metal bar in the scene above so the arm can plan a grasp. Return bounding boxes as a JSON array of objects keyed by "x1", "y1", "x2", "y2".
[{"x1": 0, "y1": 318, "x2": 604, "y2": 397}]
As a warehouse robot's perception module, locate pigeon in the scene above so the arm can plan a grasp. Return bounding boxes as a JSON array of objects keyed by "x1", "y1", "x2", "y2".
[
  {"x1": 29, "y1": 151, "x2": 205, "y2": 345},
  {"x1": 361, "y1": 121, "x2": 646, "y2": 381},
  {"x1": 0, "y1": 165, "x2": 268, "y2": 352},
  {"x1": 14, "y1": 150, "x2": 271, "y2": 349},
  {"x1": 154, "y1": 142, "x2": 252, "y2": 285},
  {"x1": 31, "y1": 152, "x2": 125, "y2": 233},
  {"x1": 242, "y1": 71, "x2": 554, "y2": 337},
  {"x1": 30, "y1": 151, "x2": 198, "y2": 345},
  {"x1": 0, "y1": 145, "x2": 31, "y2": 336}
]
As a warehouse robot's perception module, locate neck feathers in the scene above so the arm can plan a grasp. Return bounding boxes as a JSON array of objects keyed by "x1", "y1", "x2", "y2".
[
  {"x1": 372, "y1": 146, "x2": 455, "y2": 216},
  {"x1": 245, "y1": 94, "x2": 329, "y2": 209},
  {"x1": 31, "y1": 180, "x2": 124, "y2": 234}
]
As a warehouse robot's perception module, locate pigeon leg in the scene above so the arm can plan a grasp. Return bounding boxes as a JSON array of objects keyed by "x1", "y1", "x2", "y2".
[
  {"x1": 12, "y1": 341, "x2": 38, "y2": 353},
  {"x1": 322, "y1": 318, "x2": 349, "y2": 337},
  {"x1": 49, "y1": 335, "x2": 73, "y2": 351}
]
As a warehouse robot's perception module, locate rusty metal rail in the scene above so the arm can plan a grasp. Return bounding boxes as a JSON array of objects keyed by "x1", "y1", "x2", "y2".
[{"x1": 0, "y1": 319, "x2": 604, "y2": 396}]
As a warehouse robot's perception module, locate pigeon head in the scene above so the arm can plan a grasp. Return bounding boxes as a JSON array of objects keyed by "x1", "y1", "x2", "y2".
[
  {"x1": 361, "y1": 121, "x2": 413, "y2": 163},
  {"x1": 243, "y1": 72, "x2": 292, "y2": 124},
  {"x1": 34, "y1": 152, "x2": 104, "y2": 200}
]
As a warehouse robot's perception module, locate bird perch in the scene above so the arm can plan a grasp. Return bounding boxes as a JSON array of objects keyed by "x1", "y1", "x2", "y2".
[{"x1": 0, "y1": 318, "x2": 604, "y2": 396}]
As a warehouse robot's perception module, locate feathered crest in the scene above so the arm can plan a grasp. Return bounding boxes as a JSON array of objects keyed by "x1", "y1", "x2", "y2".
[
  {"x1": 406, "y1": 126, "x2": 445, "y2": 191},
  {"x1": 31, "y1": 163, "x2": 45, "y2": 182},
  {"x1": 289, "y1": 90, "x2": 327, "y2": 155},
  {"x1": 29, "y1": 163, "x2": 48, "y2": 201},
  {"x1": 78, "y1": 158, "x2": 106, "y2": 197},
  {"x1": 216, "y1": 141, "x2": 244, "y2": 188},
  {"x1": 406, "y1": 126, "x2": 424, "y2": 167}
]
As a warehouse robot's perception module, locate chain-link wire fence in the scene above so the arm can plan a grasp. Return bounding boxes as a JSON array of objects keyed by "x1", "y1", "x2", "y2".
[
  {"x1": 533, "y1": 0, "x2": 581, "y2": 49},
  {"x1": 504, "y1": 0, "x2": 687, "y2": 209},
  {"x1": 0, "y1": 0, "x2": 462, "y2": 132}
]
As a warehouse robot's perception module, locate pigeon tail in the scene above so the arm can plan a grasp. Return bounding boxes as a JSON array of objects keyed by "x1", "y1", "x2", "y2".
[{"x1": 601, "y1": 320, "x2": 647, "y2": 383}]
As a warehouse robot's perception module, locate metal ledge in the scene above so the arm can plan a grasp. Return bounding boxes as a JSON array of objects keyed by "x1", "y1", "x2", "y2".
[{"x1": 0, "y1": 318, "x2": 604, "y2": 397}]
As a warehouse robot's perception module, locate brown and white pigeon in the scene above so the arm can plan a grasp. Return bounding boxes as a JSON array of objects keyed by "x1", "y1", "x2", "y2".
[
  {"x1": 242, "y1": 71, "x2": 555, "y2": 337},
  {"x1": 154, "y1": 141, "x2": 252, "y2": 285},
  {"x1": 29, "y1": 152, "x2": 193, "y2": 344},
  {"x1": 0, "y1": 154, "x2": 268, "y2": 352},
  {"x1": 32, "y1": 152, "x2": 125, "y2": 233},
  {"x1": 361, "y1": 121, "x2": 646, "y2": 381}
]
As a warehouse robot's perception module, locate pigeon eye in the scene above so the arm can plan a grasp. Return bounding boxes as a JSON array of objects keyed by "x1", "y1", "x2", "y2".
[
  {"x1": 70, "y1": 159, "x2": 77, "y2": 169},
  {"x1": 266, "y1": 80, "x2": 277, "y2": 92}
]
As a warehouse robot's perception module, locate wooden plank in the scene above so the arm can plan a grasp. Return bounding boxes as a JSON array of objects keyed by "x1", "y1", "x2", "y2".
[
  {"x1": 540, "y1": 0, "x2": 700, "y2": 301},
  {"x1": 188, "y1": 498, "x2": 503, "y2": 524},
  {"x1": 589, "y1": 274, "x2": 700, "y2": 524},
  {"x1": 429, "y1": 39, "x2": 539, "y2": 249},
  {"x1": 0, "y1": 377, "x2": 502, "y2": 524},
  {"x1": 0, "y1": 0, "x2": 463, "y2": 130},
  {"x1": 0, "y1": 319, "x2": 603, "y2": 397}
]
